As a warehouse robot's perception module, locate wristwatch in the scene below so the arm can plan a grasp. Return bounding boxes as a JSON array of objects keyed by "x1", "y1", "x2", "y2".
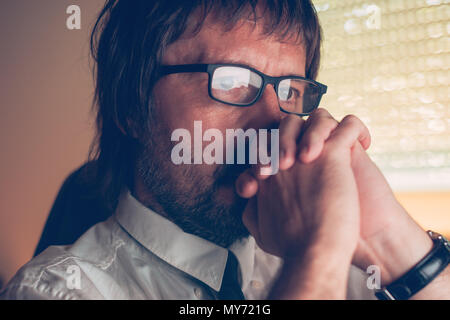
[{"x1": 375, "y1": 230, "x2": 450, "y2": 300}]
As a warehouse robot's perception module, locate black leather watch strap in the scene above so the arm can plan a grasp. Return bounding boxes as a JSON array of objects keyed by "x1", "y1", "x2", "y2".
[{"x1": 375, "y1": 231, "x2": 450, "y2": 300}]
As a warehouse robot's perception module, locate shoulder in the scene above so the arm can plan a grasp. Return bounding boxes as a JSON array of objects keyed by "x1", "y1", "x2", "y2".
[
  {"x1": 0, "y1": 218, "x2": 126, "y2": 300},
  {"x1": 0, "y1": 246, "x2": 92, "y2": 299}
]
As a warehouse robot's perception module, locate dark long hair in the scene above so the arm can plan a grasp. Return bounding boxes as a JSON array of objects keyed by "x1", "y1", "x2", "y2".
[{"x1": 89, "y1": 0, "x2": 322, "y2": 211}]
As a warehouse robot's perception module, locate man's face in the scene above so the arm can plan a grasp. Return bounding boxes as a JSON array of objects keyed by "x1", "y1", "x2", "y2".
[{"x1": 135, "y1": 15, "x2": 306, "y2": 247}]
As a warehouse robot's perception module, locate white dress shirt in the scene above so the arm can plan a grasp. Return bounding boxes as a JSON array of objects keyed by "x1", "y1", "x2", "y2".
[{"x1": 0, "y1": 191, "x2": 376, "y2": 300}]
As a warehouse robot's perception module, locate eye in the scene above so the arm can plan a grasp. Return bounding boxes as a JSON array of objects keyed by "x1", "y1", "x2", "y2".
[{"x1": 279, "y1": 86, "x2": 298, "y2": 101}]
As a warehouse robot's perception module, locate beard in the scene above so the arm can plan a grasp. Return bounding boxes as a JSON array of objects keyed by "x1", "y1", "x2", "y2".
[{"x1": 135, "y1": 122, "x2": 250, "y2": 248}]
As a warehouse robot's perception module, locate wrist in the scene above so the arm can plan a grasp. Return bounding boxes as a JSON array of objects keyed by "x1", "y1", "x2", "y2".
[
  {"x1": 284, "y1": 227, "x2": 357, "y2": 266},
  {"x1": 272, "y1": 241, "x2": 354, "y2": 299},
  {"x1": 361, "y1": 220, "x2": 433, "y2": 286},
  {"x1": 375, "y1": 231, "x2": 450, "y2": 300}
]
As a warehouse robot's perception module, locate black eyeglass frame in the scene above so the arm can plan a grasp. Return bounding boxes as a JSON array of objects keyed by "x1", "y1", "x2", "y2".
[{"x1": 157, "y1": 63, "x2": 328, "y2": 116}]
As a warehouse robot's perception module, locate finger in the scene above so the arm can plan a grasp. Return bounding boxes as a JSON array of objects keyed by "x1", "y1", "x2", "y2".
[
  {"x1": 235, "y1": 169, "x2": 259, "y2": 198},
  {"x1": 327, "y1": 114, "x2": 371, "y2": 150},
  {"x1": 245, "y1": 161, "x2": 276, "y2": 181},
  {"x1": 298, "y1": 108, "x2": 339, "y2": 163},
  {"x1": 350, "y1": 116, "x2": 371, "y2": 150},
  {"x1": 258, "y1": 164, "x2": 279, "y2": 177},
  {"x1": 248, "y1": 161, "x2": 278, "y2": 179},
  {"x1": 278, "y1": 115, "x2": 305, "y2": 170}
]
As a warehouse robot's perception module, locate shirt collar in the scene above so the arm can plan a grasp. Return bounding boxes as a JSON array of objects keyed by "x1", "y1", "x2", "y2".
[{"x1": 114, "y1": 190, "x2": 256, "y2": 292}]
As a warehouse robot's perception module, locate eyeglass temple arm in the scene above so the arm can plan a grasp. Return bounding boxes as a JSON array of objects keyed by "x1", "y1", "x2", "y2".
[{"x1": 158, "y1": 64, "x2": 209, "y2": 76}]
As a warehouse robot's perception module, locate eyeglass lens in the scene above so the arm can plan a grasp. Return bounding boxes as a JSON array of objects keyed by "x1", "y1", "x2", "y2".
[{"x1": 210, "y1": 66, "x2": 322, "y2": 114}]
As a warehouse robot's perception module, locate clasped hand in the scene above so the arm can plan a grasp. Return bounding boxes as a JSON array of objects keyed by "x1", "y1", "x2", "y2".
[{"x1": 235, "y1": 109, "x2": 431, "y2": 286}]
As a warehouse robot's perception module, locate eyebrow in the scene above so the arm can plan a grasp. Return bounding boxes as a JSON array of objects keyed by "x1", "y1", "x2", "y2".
[
  {"x1": 193, "y1": 51, "x2": 306, "y2": 78},
  {"x1": 194, "y1": 50, "x2": 242, "y2": 66}
]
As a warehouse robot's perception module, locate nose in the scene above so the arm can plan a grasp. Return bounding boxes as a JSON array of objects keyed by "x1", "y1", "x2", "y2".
[{"x1": 246, "y1": 84, "x2": 285, "y2": 130}]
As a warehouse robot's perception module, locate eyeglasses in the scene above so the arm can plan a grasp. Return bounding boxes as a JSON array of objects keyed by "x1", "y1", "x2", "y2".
[{"x1": 157, "y1": 63, "x2": 327, "y2": 116}]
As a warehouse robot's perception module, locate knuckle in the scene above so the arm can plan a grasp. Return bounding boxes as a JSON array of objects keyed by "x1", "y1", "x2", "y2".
[
  {"x1": 342, "y1": 114, "x2": 361, "y2": 126},
  {"x1": 310, "y1": 109, "x2": 337, "y2": 127},
  {"x1": 281, "y1": 114, "x2": 304, "y2": 131},
  {"x1": 299, "y1": 131, "x2": 315, "y2": 146},
  {"x1": 305, "y1": 117, "x2": 338, "y2": 141},
  {"x1": 314, "y1": 107, "x2": 330, "y2": 117},
  {"x1": 322, "y1": 117, "x2": 339, "y2": 130},
  {"x1": 280, "y1": 119, "x2": 303, "y2": 137},
  {"x1": 287, "y1": 114, "x2": 304, "y2": 124},
  {"x1": 279, "y1": 135, "x2": 296, "y2": 149}
]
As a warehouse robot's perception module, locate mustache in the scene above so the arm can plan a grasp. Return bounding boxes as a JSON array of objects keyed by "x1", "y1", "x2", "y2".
[
  {"x1": 212, "y1": 135, "x2": 256, "y2": 187},
  {"x1": 213, "y1": 162, "x2": 251, "y2": 188}
]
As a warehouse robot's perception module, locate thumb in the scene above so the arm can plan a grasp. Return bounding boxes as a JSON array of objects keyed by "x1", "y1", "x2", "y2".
[{"x1": 235, "y1": 168, "x2": 259, "y2": 198}]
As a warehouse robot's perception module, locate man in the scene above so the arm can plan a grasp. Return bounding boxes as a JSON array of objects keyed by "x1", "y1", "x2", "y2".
[{"x1": 1, "y1": 0, "x2": 449, "y2": 300}]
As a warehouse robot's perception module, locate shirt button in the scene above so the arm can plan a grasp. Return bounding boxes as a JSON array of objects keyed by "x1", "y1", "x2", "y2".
[
  {"x1": 194, "y1": 288, "x2": 202, "y2": 298},
  {"x1": 250, "y1": 280, "x2": 262, "y2": 289}
]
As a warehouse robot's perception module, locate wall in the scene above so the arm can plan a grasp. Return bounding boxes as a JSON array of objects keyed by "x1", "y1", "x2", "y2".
[{"x1": 0, "y1": 0, "x2": 104, "y2": 287}]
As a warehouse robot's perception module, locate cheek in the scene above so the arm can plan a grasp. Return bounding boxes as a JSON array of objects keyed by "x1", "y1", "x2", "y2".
[
  {"x1": 153, "y1": 77, "x2": 254, "y2": 171},
  {"x1": 154, "y1": 79, "x2": 246, "y2": 135}
]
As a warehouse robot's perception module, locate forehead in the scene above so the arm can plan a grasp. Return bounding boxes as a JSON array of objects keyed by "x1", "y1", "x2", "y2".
[{"x1": 162, "y1": 16, "x2": 307, "y2": 77}]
